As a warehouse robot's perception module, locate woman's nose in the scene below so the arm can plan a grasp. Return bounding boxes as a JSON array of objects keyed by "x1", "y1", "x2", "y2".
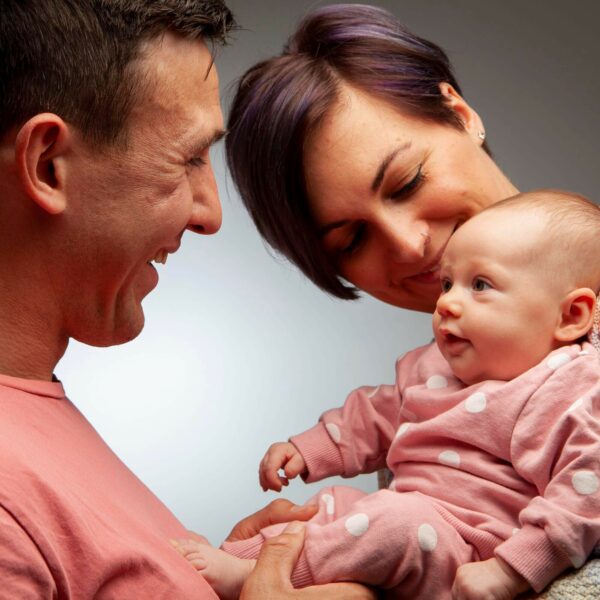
[{"x1": 382, "y1": 216, "x2": 428, "y2": 263}]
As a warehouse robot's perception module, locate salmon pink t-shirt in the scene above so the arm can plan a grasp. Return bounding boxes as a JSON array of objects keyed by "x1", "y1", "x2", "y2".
[{"x1": 0, "y1": 373, "x2": 216, "y2": 598}]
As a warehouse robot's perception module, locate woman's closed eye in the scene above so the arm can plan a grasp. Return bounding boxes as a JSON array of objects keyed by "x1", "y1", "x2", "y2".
[
  {"x1": 391, "y1": 165, "x2": 425, "y2": 201},
  {"x1": 339, "y1": 222, "x2": 366, "y2": 257}
]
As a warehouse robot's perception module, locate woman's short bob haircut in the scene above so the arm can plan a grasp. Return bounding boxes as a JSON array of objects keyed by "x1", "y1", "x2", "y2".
[{"x1": 227, "y1": 4, "x2": 486, "y2": 300}]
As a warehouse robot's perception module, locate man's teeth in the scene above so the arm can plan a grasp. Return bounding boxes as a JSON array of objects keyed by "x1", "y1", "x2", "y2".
[{"x1": 153, "y1": 250, "x2": 168, "y2": 265}]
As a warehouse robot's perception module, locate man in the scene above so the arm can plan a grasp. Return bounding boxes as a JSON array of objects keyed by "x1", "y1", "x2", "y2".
[{"x1": 0, "y1": 1, "x2": 374, "y2": 597}]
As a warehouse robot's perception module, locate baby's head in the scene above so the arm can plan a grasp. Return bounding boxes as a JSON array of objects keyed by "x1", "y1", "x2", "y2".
[{"x1": 433, "y1": 189, "x2": 600, "y2": 385}]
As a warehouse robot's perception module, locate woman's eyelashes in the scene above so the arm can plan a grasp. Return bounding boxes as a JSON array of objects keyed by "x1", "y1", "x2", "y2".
[
  {"x1": 339, "y1": 222, "x2": 366, "y2": 257},
  {"x1": 337, "y1": 166, "x2": 425, "y2": 259},
  {"x1": 390, "y1": 164, "x2": 424, "y2": 200}
]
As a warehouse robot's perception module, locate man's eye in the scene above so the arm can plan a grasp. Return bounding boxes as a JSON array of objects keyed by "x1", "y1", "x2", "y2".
[
  {"x1": 440, "y1": 278, "x2": 452, "y2": 293},
  {"x1": 472, "y1": 278, "x2": 491, "y2": 292},
  {"x1": 188, "y1": 157, "x2": 207, "y2": 168}
]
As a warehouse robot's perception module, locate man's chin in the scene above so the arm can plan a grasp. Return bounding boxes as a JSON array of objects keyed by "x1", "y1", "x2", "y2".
[{"x1": 74, "y1": 313, "x2": 146, "y2": 348}]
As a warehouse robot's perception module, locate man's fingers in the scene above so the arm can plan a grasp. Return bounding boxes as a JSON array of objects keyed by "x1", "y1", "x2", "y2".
[
  {"x1": 300, "y1": 582, "x2": 378, "y2": 599},
  {"x1": 226, "y1": 499, "x2": 317, "y2": 542},
  {"x1": 239, "y1": 522, "x2": 305, "y2": 599},
  {"x1": 239, "y1": 521, "x2": 377, "y2": 600}
]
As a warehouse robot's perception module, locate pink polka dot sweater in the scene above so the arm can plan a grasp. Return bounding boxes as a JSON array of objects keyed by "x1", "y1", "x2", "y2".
[{"x1": 287, "y1": 342, "x2": 600, "y2": 593}]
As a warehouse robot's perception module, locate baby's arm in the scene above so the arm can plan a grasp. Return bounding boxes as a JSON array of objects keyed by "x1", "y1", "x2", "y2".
[
  {"x1": 494, "y1": 348, "x2": 600, "y2": 592},
  {"x1": 452, "y1": 557, "x2": 529, "y2": 600},
  {"x1": 259, "y1": 442, "x2": 307, "y2": 492}
]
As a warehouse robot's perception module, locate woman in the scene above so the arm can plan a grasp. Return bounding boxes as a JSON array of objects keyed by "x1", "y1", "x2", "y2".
[{"x1": 226, "y1": 4, "x2": 599, "y2": 598}]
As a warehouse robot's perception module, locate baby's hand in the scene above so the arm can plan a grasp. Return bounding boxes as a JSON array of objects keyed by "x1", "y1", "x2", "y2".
[
  {"x1": 452, "y1": 557, "x2": 529, "y2": 600},
  {"x1": 259, "y1": 442, "x2": 307, "y2": 492}
]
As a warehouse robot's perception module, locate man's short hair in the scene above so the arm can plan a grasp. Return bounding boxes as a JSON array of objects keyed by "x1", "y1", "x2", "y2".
[{"x1": 0, "y1": 0, "x2": 236, "y2": 147}]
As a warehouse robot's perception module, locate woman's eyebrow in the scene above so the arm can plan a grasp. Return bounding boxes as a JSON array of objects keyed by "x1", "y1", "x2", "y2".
[{"x1": 371, "y1": 142, "x2": 412, "y2": 192}]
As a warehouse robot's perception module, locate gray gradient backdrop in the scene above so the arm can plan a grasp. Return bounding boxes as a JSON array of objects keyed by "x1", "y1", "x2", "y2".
[{"x1": 59, "y1": 1, "x2": 599, "y2": 545}]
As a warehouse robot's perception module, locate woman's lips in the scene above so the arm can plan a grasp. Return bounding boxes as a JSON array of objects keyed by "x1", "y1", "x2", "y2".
[{"x1": 407, "y1": 264, "x2": 440, "y2": 284}]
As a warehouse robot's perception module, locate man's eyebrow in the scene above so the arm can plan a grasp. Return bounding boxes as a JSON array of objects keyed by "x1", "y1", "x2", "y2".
[
  {"x1": 370, "y1": 142, "x2": 411, "y2": 192},
  {"x1": 190, "y1": 128, "x2": 227, "y2": 154}
]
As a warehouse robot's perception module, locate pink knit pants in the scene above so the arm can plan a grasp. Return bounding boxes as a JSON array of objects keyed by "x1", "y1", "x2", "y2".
[{"x1": 222, "y1": 486, "x2": 480, "y2": 599}]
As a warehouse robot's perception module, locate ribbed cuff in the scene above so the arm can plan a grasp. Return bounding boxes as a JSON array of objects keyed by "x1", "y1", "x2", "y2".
[
  {"x1": 494, "y1": 526, "x2": 572, "y2": 592},
  {"x1": 221, "y1": 533, "x2": 264, "y2": 560},
  {"x1": 221, "y1": 531, "x2": 316, "y2": 588},
  {"x1": 291, "y1": 552, "x2": 314, "y2": 587},
  {"x1": 290, "y1": 423, "x2": 345, "y2": 483}
]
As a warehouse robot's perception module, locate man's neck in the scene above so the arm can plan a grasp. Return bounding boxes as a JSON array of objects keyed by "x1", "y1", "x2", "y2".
[{"x1": 0, "y1": 286, "x2": 67, "y2": 381}]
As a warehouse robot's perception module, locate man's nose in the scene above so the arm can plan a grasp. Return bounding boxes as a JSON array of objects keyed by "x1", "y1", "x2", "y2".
[{"x1": 187, "y1": 167, "x2": 222, "y2": 235}]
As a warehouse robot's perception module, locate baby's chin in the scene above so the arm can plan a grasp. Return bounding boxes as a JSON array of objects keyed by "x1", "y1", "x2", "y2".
[{"x1": 451, "y1": 362, "x2": 520, "y2": 386}]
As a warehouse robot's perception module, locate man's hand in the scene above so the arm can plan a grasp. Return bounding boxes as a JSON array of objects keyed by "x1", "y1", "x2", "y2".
[
  {"x1": 240, "y1": 521, "x2": 377, "y2": 600},
  {"x1": 259, "y1": 442, "x2": 307, "y2": 492},
  {"x1": 226, "y1": 499, "x2": 317, "y2": 542},
  {"x1": 452, "y1": 557, "x2": 530, "y2": 600}
]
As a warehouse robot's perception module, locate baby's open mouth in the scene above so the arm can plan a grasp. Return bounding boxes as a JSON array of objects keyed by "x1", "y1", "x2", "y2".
[{"x1": 445, "y1": 333, "x2": 466, "y2": 344}]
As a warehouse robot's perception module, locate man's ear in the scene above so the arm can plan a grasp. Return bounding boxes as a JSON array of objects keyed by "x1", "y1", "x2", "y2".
[
  {"x1": 14, "y1": 113, "x2": 71, "y2": 215},
  {"x1": 439, "y1": 82, "x2": 485, "y2": 144},
  {"x1": 554, "y1": 288, "x2": 596, "y2": 343}
]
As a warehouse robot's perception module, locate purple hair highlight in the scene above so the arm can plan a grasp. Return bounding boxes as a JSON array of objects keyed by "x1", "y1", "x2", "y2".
[{"x1": 226, "y1": 4, "x2": 472, "y2": 300}]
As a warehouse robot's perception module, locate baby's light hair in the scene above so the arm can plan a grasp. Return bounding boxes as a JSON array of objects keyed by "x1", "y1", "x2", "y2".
[{"x1": 481, "y1": 189, "x2": 600, "y2": 292}]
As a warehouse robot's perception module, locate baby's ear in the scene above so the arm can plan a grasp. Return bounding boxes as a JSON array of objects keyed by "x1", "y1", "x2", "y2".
[{"x1": 554, "y1": 288, "x2": 596, "y2": 343}]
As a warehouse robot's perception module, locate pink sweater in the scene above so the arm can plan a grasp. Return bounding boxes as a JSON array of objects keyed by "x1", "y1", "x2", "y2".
[
  {"x1": 0, "y1": 374, "x2": 216, "y2": 598},
  {"x1": 291, "y1": 342, "x2": 600, "y2": 592}
]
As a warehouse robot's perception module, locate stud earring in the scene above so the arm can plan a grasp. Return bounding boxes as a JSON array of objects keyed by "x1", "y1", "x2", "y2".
[{"x1": 478, "y1": 130, "x2": 486, "y2": 141}]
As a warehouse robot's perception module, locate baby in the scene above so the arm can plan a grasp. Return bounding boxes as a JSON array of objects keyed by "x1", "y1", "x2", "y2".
[{"x1": 176, "y1": 190, "x2": 600, "y2": 599}]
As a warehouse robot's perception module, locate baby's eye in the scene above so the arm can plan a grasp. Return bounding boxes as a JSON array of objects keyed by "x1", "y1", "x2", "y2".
[
  {"x1": 472, "y1": 278, "x2": 491, "y2": 292},
  {"x1": 440, "y1": 278, "x2": 452, "y2": 293}
]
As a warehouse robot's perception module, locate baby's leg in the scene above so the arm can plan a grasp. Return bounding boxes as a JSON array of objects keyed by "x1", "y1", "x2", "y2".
[
  {"x1": 174, "y1": 538, "x2": 255, "y2": 600},
  {"x1": 223, "y1": 486, "x2": 478, "y2": 598}
]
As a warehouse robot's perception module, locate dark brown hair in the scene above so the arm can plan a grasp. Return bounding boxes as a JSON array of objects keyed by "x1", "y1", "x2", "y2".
[
  {"x1": 0, "y1": 0, "x2": 236, "y2": 146},
  {"x1": 227, "y1": 3, "x2": 485, "y2": 300}
]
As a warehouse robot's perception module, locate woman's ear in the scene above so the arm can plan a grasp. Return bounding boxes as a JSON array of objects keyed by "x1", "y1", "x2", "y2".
[
  {"x1": 14, "y1": 113, "x2": 71, "y2": 215},
  {"x1": 439, "y1": 82, "x2": 485, "y2": 144},
  {"x1": 554, "y1": 288, "x2": 596, "y2": 343}
]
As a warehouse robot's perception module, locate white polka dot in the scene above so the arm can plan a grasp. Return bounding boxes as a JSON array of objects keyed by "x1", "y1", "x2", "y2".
[
  {"x1": 572, "y1": 470, "x2": 599, "y2": 495},
  {"x1": 345, "y1": 513, "x2": 369, "y2": 537},
  {"x1": 417, "y1": 523, "x2": 438, "y2": 552},
  {"x1": 570, "y1": 554, "x2": 586, "y2": 568},
  {"x1": 512, "y1": 528, "x2": 520, "y2": 536},
  {"x1": 325, "y1": 423, "x2": 341, "y2": 444},
  {"x1": 567, "y1": 397, "x2": 585, "y2": 413},
  {"x1": 547, "y1": 353, "x2": 572, "y2": 371},
  {"x1": 367, "y1": 385, "x2": 381, "y2": 398},
  {"x1": 438, "y1": 450, "x2": 461, "y2": 468},
  {"x1": 321, "y1": 493, "x2": 335, "y2": 515},
  {"x1": 395, "y1": 423, "x2": 411, "y2": 439},
  {"x1": 426, "y1": 375, "x2": 448, "y2": 389},
  {"x1": 465, "y1": 392, "x2": 487, "y2": 413}
]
